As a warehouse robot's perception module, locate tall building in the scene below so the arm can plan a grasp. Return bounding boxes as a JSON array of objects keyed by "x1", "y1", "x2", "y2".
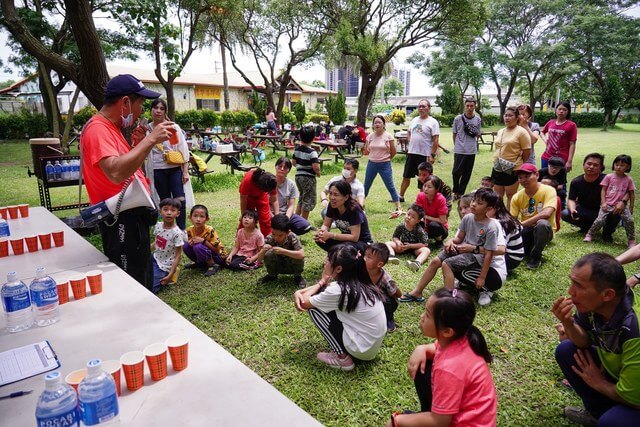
[
  {"x1": 391, "y1": 67, "x2": 411, "y2": 96},
  {"x1": 326, "y1": 67, "x2": 360, "y2": 97}
]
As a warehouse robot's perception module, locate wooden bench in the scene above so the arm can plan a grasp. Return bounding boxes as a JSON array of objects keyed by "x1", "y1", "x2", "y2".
[
  {"x1": 317, "y1": 157, "x2": 332, "y2": 170},
  {"x1": 188, "y1": 156, "x2": 217, "y2": 183},
  {"x1": 337, "y1": 153, "x2": 362, "y2": 163}
]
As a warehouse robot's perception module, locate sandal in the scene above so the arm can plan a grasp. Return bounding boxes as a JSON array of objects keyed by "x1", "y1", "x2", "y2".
[
  {"x1": 389, "y1": 209, "x2": 405, "y2": 219},
  {"x1": 398, "y1": 293, "x2": 425, "y2": 303}
]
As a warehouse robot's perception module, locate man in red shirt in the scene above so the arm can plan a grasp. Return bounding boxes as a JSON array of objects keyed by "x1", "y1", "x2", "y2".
[{"x1": 81, "y1": 74, "x2": 174, "y2": 290}]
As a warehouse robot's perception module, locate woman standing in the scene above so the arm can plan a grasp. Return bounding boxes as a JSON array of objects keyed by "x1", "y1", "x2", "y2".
[
  {"x1": 517, "y1": 104, "x2": 540, "y2": 166},
  {"x1": 314, "y1": 180, "x2": 373, "y2": 253},
  {"x1": 146, "y1": 98, "x2": 193, "y2": 229},
  {"x1": 540, "y1": 102, "x2": 578, "y2": 172},
  {"x1": 362, "y1": 115, "x2": 402, "y2": 213},
  {"x1": 491, "y1": 106, "x2": 531, "y2": 210},
  {"x1": 265, "y1": 106, "x2": 277, "y2": 133},
  {"x1": 239, "y1": 168, "x2": 278, "y2": 236}
]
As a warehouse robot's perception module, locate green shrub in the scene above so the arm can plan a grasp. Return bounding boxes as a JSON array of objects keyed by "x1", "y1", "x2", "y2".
[
  {"x1": 249, "y1": 91, "x2": 267, "y2": 119},
  {"x1": 371, "y1": 104, "x2": 394, "y2": 115},
  {"x1": 431, "y1": 113, "x2": 457, "y2": 128},
  {"x1": 280, "y1": 107, "x2": 295, "y2": 125},
  {"x1": 481, "y1": 114, "x2": 500, "y2": 126},
  {"x1": 234, "y1": 109, "x2": 258, "y2": 129},
  {"x1": 200, "y1": 110, "x2": 219, "y2": 128},
  {"x1": 174, "y1": 110, "x2": 201, "y2": 130},
  {"x1": 0, "y1": 109, "x2": 49, "y2": 139},
  {"x1": 292, "y1": 101, "x2": 306, "y2": 125},
  {"x1": 325, "y1": 91, "x2": 347, "y2": 124},
  {"x1": 531, "y1": 111, "x2": 604, "y2": 128},
  {"x1": 306, "y1": 113, "x2": 330, "y2": 124},
  {"x1": 389, "y1": 109, "x2": 406, "y2": 125},
  {"x1": 73, "y1": 106, "x2": 98, "y2": 128},
  {"x1": 220, "y1": 110, "x2": 236, "y2": 130}
]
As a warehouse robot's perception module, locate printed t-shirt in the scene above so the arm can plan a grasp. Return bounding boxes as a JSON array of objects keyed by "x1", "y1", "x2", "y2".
[
  {"x1": 415, "y1": 192, "x2": 449, "y2": 229},
  {"x1": 265, "y1": 232, "x2": 302, "y2": 251},
  {"x1": 323, "y1": 176, "x2": 365, "y2": 200},
  {"x1": 601, "y1": 173, "x2": 636, "y2": 206},
  {"x1": 81, "y1": 115, "x2": 150, "y2": 204},
  {"x1": 325, "y1": 205, "x2": 372, "y2": 244},
  {"x1": 310, "y1": 281, "x2": 386, "y2": 360},
  {"x1": 408, "y1": 116, "x2": 440, "y2": 156},
  {"x1": 452, "y1": 114, "x2": 481, "y2": 155},
  {"x1": 153, "y1": 223, "x2": 184, "y2": 273},
  {"x1": 235, "y1": 228, "x2": 264, "y2": 258},
  {"x1": 239, "y1": 169, "x2": 277, "y2": 206},
  {"x1": 541, "y1": 119, "x2": 578, "y2": 162},
  {"x1": 458, "y1": 214, "x2": 507, "y2": 282},
  {"x1": 366, "y1": 131, "x2": 395, "y2": 162},
  {"x1": 431, "y1": 337, "x2": 497, "y2": 426},
  {"x1": 493, "y1": 126, "x2": 531, "y2": 168},
  {"x1": 510, "y1": 184, "x2": 557, "y2": 230},
  {"x1": 186, "y1": 224, "x2": 225, "y2": 255},
  {"x1": 277, "y1": 177, "x2": 299, "y2": 214},
  {"x1": 293, "y1": 144, "x2": 319, "y2": 177},
  {"x1": 393, "y1": 223, "x2": 429, "y2": 245}
]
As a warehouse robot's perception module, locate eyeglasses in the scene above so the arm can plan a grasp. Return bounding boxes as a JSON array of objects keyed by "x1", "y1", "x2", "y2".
[{"x1": 528, "y1": 197, "x2": 536, "y2": 214}]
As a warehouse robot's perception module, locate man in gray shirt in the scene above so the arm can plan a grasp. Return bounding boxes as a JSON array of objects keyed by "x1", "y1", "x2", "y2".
[{"x1": 451, "y1": 98, "x2": 482, "y2": 198}]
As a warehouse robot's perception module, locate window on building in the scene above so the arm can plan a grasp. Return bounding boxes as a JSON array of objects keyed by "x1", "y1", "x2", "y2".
[{"x1": 196, "y1": 99, "x2": 220, "y2": 111}]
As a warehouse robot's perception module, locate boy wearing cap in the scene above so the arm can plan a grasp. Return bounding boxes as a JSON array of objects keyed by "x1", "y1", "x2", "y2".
[
  {"x1": 510, "y1": 163, "x2": 557, "y2": 269},
  {"x1": 81, "y1": 74, "x2": 174, "y2": 290},
  {"x1": 538, "y1": 156, "x2": 567, "y2": 208}
]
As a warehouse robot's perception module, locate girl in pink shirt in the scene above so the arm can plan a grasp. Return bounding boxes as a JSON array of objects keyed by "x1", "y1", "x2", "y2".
[
  {"x1": 415, "y1": 175, "x2": 449, "y2": 247},
  {"x1": 388, "y1": 288, "x2": 497, "y2": 427},
  {"x1": 225, "y1": 210, "x2": 265, "y2": 270}
]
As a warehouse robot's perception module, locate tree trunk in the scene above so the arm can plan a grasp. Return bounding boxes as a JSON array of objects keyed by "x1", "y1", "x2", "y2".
[
  {"x1": 612, "y1": 107, "x2": 622, "y2": 126},
  {"x1": 37, "y1": 62, "x2": 61, "y2": 138},
  {"x1": 61, "y1": 86, "x2": 81, "y2": 153},
  {"x1": 166, "y1": 77, "x2": 176, "y2": 120},
  {"x1": 220, "y1": 40, "x2": 230, "y2": 110},
  {"x1": 356, "y1": 72, "x2": 382, "y2": 126}
]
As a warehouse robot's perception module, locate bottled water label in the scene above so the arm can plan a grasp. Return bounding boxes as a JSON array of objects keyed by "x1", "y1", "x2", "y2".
[
  {"x1": 79, "y1": 393, "x2": 118, "y2": 426},
  {"x1": 2, "y1": 292, "x2": 31, "y2": 312},
  {"x1": 31, "y1": 287, "x2": 59, "y2": 307},
  {"x1": 37, "y1": 407, "x2": 79, "y2": 427}
]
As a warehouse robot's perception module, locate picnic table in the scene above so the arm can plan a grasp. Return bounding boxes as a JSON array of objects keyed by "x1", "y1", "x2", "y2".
[
  {"x1": 313, "y1": 140, "x2": 350, "y2": 162},
  {"x1": 195, "y1": 148, "x2": 251, "y2": 175},
  {"x1": 252, "y1": 134, "x2": 292, "y2": 156},
  {"x1": 0, "y1": 207, "x2": 321, "y2": 427},
  {"x1": 478, "y1": 131, "x2": 497, "y2": 150}
]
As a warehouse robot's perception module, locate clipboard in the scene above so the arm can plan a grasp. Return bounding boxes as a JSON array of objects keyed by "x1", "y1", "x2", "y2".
[{"x1": 0, "y1": 340, "x2": 60, "y2": 386}]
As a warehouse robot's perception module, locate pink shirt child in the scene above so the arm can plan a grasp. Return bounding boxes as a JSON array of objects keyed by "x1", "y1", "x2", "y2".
[
  {"x1": 365, "y1": 131, "x2": 394, "y2": 162},
  {"x1": 235, "y1": 228, "x2": 264, "y2": 258},
  {"x1": 431, "y1": 337, "x2": 498, "y2": 426},
  {"x1": 601, "y1": 173, "x2": 636, "y2": 206},
  {"x1": 416, "y1": 191, "x2": 449, "y2": 230}
]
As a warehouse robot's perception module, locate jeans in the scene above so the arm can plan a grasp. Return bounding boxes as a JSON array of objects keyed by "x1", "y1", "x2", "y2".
[
  {"x1": 555, "y1": 340, "x2": 640, "y2": 425},
  {"x1": 151, "y1": 256, "x2": 166, "y2": 294},
  {"x1": 288, "y1": 214, "x2": 312, "y2": 235},
  {"x1": 521, "y1": 219, "x2": 553, "y2": 261},
  {"x1": 363, "y1": 160, "x2": 400, "y2": 202},
  {"x1": 452, "y1": 153, "x2": 476, "y2": 195},
  {"x1": 154, "y1": 167, "x2": 186, "y2": 229},
  {"x1": 561, "y1": 206, "x2": 621, "y2": 236}
]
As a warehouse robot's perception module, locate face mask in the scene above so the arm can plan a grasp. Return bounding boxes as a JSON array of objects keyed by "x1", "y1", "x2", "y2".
[
  {"x1": 121, "y1": 102, "x2": 134, "y2": 127},
  {"x1": 342, "y1": 169, "x2": 352, "y2": 179}
]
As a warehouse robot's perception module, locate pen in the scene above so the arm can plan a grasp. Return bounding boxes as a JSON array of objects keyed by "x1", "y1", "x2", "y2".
[{"x1": 0, "y1": 390, "x2": 33, "y2": 400}]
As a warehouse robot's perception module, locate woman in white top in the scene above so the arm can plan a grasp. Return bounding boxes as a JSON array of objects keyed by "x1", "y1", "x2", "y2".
[
  {"x1": 294, "y1": 243, "x2": 386, "y2": 371},
  {"x1": 363, "y1": 115, "x2": 402, "y2": 212}
]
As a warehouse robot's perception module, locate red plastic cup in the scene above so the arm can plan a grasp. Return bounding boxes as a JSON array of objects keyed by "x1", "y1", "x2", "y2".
[
  {"x1": 18, "y1": 204, "x2": 29, "y2": 218},
  {"x1": 57, "y1": 281, "x2": 69, "y2": 304},
  {"x1": 166, "y1": 334, "x2": 189, "y2": 371},
  {"x1": 143, "y1": 343, "x2": 168, "y2": 381},
  {"x1": 102, "y1": 360, "x2": 122, "y2": 396},
  {"x1": 65, "y1": 369, "x2": 87, "y2": 393},
  {"x1": 69, "y1": 275, "x2": 87, "y2": 300},
  {"x1": 86, "y1": 270, "x2": 103, "y2": 295},
  {"x1": 168, "y1": 127, "x2": 179, "y2": 145},
  {"x1": 0, "y1": 207, "x2": 7, "y2": 219},
  {"x1": 52, "y1": 230, "x2": 64, "y2": 247},
  {"x1": 10, "y1": 238, "x2": 24, "y2": 255},
  {"x1": 38, "y1": 233, "x2": 52, "y2": 250},
  {"x1": 0, "y1": 239, "x2": 8, "y2": 258},
  {"x1": 7, "y1": 206, "x2": 19, "y2": 219},
  {"x1": 25, "y1": 235, "x2": 39, "y2": 252},
  {"x1": 120, "y1": 351, "x2": 145, "y2": 391}
]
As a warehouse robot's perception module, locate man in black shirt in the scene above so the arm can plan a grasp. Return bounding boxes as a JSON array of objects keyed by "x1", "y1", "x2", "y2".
[{"x1": 562, "y1": 153, "x2": 621, "y2": 240}]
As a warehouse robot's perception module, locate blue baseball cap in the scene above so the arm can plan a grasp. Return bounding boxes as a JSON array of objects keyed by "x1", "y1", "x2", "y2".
[{"x1": 105, "y1": 74, "x2": 161, "y2": 99}]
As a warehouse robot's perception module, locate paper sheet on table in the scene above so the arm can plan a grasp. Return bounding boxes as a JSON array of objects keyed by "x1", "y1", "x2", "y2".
[{"x1": 0, "y1": 340, "x2": 60, "y2": 386}]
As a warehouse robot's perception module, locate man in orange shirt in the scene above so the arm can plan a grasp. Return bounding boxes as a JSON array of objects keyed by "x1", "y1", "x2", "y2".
[{"x1": 81, "y1": 74, "x2": 174, "y2": 290}]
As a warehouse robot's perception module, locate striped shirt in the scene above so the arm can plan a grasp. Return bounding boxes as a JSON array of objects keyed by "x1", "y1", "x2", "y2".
[
  {"x1": 293, "y1": 144, "x2": 319, "y2": 177},
  {"x1": 505, "y1": 224, "x2": 524, "y2": 264}
]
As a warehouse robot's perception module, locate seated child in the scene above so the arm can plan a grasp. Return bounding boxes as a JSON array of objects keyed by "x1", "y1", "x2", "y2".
[
  {"x1": 365, "y1": 243, "x2": 402, "y2": 332},
  {"x1": 416, "y1": 161, "x2": 452, "y2": 214},
  {"x1": 183, "y1": 204, "x2": 226, "y2": 277},
  {"x1": 388, "y1": 288, "x2": 496, "y2": 426},
  {"x1": 400, "y1": 188, "x2": 507, "y2": 306},
  {"x1": 480, "y1": 176, "x2": 495, "y2": 189},
  {"x1": 538, "y1": 156, "x2": 567, "y2": 208},
  {"x1": 385, "y1": 204, "x2": 431, "y2": 272},
  {"x1": 151, "y1": 198, "x2": 184, "y2": 293},
  {"x1": 415, "y1": 175, "x2": 449, "y2": 248},
  {"x1": 225, "y1": 209, "x2": 264, "y2": 271},
  {"x1": 257, "y1": 214, "x2": 306, "y2": 288}
]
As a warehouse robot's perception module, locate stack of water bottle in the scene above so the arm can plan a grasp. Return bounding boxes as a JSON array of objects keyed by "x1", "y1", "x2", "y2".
[
  {"x1": 1, "y1": 267, "x2": 60, "y2": 333},
  {"x1": 45, "y1": 158, "x2": 80, "y2": 182},
  {"x1": 36, "y1": 359, "x2": 119, "y2": 426}
]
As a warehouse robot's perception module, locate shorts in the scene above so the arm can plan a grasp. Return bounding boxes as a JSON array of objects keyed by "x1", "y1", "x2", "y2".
[
  {"x1": 295, "y1": 174, "x2": 317, "y2": 212},
  {"x1": 403, "y1": 153, "x2": 428, "y2": 179},
  {"x1": 491, "y1": 168, "x2": 518, "y2": 186},
  {"x1": 437, "y1": 252, "x2": 480, "y2": 273}
]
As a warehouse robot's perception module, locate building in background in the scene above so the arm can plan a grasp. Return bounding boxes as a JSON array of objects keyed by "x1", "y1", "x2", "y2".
[
  {"x1": 391, "y1": 67, "x2": 411, "y2": 96},
  {"x1": 325, "y1": 66, "x2": 359, "y2": 97}
]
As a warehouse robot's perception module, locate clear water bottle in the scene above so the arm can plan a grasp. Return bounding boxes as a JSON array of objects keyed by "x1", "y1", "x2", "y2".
[
  {"x1": 36, "y1": 371, "x2": 80, "y2": 427},
  {"x1": 45, "y1": 160, "x2": 55, "y2": 182},
  {"x1": 78, "y1": 359, "x2": 119, "y2": 426},
  {"x1": 1, "y1": 271, "x2": 33, "y2": 333},
  {"x1": 61, "y1": 160, "x2": 70, "y2": 180},
  {"x1": 53, "y1": 160, "x2": 62, "y2": 181},
  {"x1": 30, "y1": 267, "x2": 60, "y2": 327},
  {"x1": 0, "y1": 214, "x2": 10, "y2": 238},
  {"x1": 73, "y1": 159, "x2": 81, "y2": 180}
]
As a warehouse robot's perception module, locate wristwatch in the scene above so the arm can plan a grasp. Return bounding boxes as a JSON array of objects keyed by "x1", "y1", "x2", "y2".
[{"x1": 473, "y1": 245, "x2": 480, "y2": 254}]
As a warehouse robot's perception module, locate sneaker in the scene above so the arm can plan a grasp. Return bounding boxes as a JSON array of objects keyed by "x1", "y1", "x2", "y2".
[
  {"x1": 204, "y1": 265, "x2": 220, "y2": 276},
  {"x1": 316, "y1": 351, "x2": 355, "y2": 371},
  {"x1": 629, "y1": 239, "x2": 637, "y2": 249},
  {"x1": 387, "y1": 320, "x2": 397, "y2": 333},
  {"x1": 478, "y1": 291, "x2": 494, "y2": 306},
  {"x1": 261, "y1": 275, "x2": 277, "y2": 283},
  {"x1": 563, "y1": 406, "x2": 597, "y2": 427},
  {"x1": 583, "y1": 233, "x2": 593, "y2": 242},
  {"x1": 294, "y1": 275, "x2": 307, "y2": 288},
  {"x1": 184, "y1": 262, "x2": 198, "y2": 270},
  {"x1": 526, "y1": 257, "x2": 541, "y2": 269},
  {"x1": 388, "y1": 256, "x2": 400, "y2": 265},
  {"x1": 406, "y1": 260, "x2": 421, "y2": 272}
]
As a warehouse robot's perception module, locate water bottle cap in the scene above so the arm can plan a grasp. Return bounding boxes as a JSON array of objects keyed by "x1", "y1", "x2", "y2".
[
  {"x1": 86, "y1": 359, "x2": 103, "y2": 375},
  {"x1": 35, "y1": 267, "x2": 47, "y2": 278},
  {"x1": 7, "y1": 271, "x2": 17, "y2": 282},
  {"x1": 44, "y1": 371, "x2": 62, "y2": 389}
]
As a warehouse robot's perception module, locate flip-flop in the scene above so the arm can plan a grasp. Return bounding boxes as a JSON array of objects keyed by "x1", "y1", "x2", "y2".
[{"x1": 398, "y1": 293, "x2": 425, "y2": 303}]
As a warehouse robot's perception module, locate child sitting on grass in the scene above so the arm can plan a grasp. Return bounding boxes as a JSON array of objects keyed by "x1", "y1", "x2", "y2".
[
  {"x1": 225, "y1": 209, "x2": 264, "y2": 271},
  {"x1": 388, "y1": 288, "x2": 496, "y2": 427},
  {"x1": 385, "y1": 204, "x2": 431, "y2": 272},
  {"x1": 151, "y1": 198, "x2": 184, "y2": 293},
  {"x1": 183, "y1": 204, "x2": 226, "y2": 277},
  {"x1": 256, "y1": 214, "x2": 306, "y2": 288},
  {"x1": 365, "y1": 243, "x2": 402, "y2": 332},
  {"x1": 415, "y1": 175, "x2": 449, "y2": 248}
]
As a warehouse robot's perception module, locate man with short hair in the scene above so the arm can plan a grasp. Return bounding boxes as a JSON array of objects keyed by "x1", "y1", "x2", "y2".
[
  {"x1": 562, "y1": 153, "x2": 623, "y2": 240},
  {"x1": 451, "y1": 98, "x2": 481, "y2": 198},
  {"x1": 509, "y1": 163, "x2": 556, "y2": 269},
  {"x1": 81, "y1": 74, "x2": 172, "y2": 290},
  {"x1": 552, "y1": 253, "x2": 640, "y2": 426},
  {"x1": 319, "y1": 158, "x2": 365, "y2": 218},
  {"x1": 399, "y1": 99, "x2": 440, "y2": 202}
]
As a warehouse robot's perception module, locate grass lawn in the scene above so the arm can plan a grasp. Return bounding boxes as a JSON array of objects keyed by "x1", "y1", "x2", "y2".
[{"x1": 1, "y1": 124, "x2": 639, "y2": 426}]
